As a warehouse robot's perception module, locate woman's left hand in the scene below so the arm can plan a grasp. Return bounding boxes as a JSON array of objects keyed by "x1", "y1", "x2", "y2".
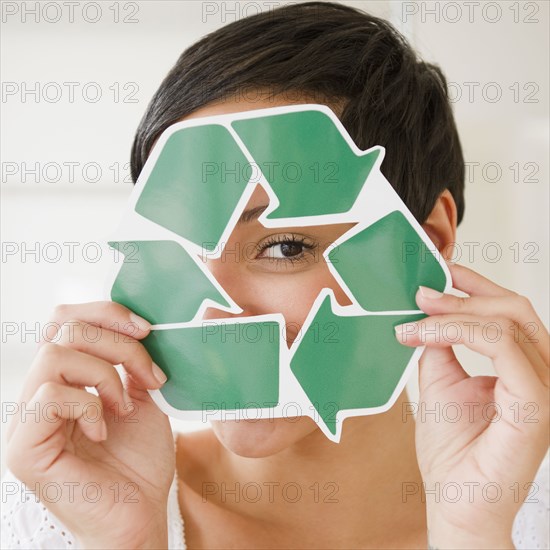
[{"x1": 395, "y1": 260, "x2": 549, "y2": 549}]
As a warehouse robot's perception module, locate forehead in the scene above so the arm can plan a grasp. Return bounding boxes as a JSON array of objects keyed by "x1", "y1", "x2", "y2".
[
  {"x1": 148, "y1": 89, "x2": 341, "y2": 182},
  {"x1": 169, "y1": 90, "x2": 343, "y2": 213},
  {"x1": 179, "y1": 88, "x2": 342, "y2": 122},
  {"x1": 148, "y1": 89, "x2": 348, "y2": 218}
]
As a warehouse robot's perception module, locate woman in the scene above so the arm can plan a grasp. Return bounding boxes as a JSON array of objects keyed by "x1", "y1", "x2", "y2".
[{"x1": 2, "y1": 3, "x2": 548, "y2": 548}]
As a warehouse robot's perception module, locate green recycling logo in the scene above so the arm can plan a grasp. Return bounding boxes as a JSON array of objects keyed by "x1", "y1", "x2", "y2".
[{"x1": 107, "y1": 105, "x2": 450, "y2": 443}]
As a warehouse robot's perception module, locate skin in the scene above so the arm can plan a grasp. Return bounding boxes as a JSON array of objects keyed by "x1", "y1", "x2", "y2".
[{"x1": 6, "y1": 91, "x2": 549, "y2": 549}]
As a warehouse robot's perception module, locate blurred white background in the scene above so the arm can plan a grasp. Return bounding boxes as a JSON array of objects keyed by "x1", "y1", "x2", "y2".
[{"x1": 1, "y1": 0, "x2": 548, "y2": 474}]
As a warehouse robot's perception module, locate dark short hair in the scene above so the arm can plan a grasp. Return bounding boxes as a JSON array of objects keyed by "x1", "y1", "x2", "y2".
[{"x1": 130, "y1": 1, "x2": 465, "y2": 225}]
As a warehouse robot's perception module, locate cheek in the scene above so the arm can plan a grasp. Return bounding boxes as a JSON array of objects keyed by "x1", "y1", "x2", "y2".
[
  {"x1": 259, "y1": 272, "x2": 320, "y2": 319},
  {"x1": 239, "y1": 267, "x2": 344, "y2": 344},
  {"x1": 207, "y1": 253, "x2": 352, "y2": 342}
]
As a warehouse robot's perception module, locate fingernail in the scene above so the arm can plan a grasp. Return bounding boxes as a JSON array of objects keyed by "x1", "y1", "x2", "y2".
[
  {"x1": 394, "y1": 322, "x2": 418, "y2": 337},
  {"x1": 152, "y1": 362, "x2": 167, "y2": 385},
  {"x1": 394, "y1": 323, "x2": 405, "y2": 335},
  {"x1": 419, "y1": 285, "x2": 443, "y2": 299},
  {"x1": 129, "y1": 312, "x2": 151, "y2": 331},
  {"x1": 99, "y1": 419, "x2": 108, "y2": 441}
]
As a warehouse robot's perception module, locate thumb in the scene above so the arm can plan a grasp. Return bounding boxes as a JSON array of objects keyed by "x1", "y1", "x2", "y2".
[{"x1": 418, "y1": 345, "x2": 468, "y2": 395}]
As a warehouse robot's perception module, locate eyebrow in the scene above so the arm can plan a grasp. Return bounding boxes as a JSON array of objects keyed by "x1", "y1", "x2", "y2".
[{"x1": 237, "y1": 204, "x2": 269, "y2": 224}]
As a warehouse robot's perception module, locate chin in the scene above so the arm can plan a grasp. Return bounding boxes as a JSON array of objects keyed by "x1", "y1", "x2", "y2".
[{"x1": 211, "y1": 416, "x2": 317, "y2": 458}]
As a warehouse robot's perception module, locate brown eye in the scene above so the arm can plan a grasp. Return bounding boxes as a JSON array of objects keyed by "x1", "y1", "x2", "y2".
[
  {"x1": 261, "y1": 241, "x2": 304, "y2": 259},
  {"x1": 256, "y1": 234, "x2": 316, "y2": 264}
]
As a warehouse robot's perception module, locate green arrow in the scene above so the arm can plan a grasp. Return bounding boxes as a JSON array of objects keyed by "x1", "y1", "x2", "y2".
[
  {"x1": 231, "y1": 110, "x2": 380, "y2": 219},
  {"x1": 109, "y1": 240, "x2": 231, "y2": 324},
  {"x1": 290, "y1": 294, "x2": 425, "y2": 436},
  {"x1": 328, "y1": 211, "x2": 447, "y2": 311},
  {"x1": 143, "y1": 321, "x2": 280, "y2": 411},
  {"x1": 135, "y1": 124, "x2": 251, "y2": 251}
]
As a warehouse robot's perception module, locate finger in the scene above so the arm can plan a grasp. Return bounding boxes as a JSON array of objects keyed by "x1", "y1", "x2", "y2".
[
  {"x1": 444, "y1": 261, "x2": 517, "y2": 298},
  {"x1": 8, "y1": 383, "x2": 107, "y2": 483},
  {"x1": 43, "y1": 301, "x2": 151, "y2": 343},
  {"x1": 395, "y1": 314, "x2": 545, "y2": 395},
  {"x1": 514, "y1": 327, "x2": 549, "y2": 388},
  {"x1": 26, "y1": 343, "x2": 129, "y2": 412},
  {"x1": 54, "y1": 320, "x2": 166, "y2": 391},
  {"x1": 7, "y1": 344, "x2": 132, "y2": 442},
  {"x1": 415, "y1": 286, "x2": 550, "y2": 366},
  {"x1": 417, "y1": 345, "x2": 469, "y2": 395},
  {"x1": 7, "y1": 382, "x2": 107, "y2": 481}
]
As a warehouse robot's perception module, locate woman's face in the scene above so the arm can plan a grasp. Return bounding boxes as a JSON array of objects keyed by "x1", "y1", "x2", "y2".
[{"x1": 179, "y1": 92, "x2": 357, "y2": 457}]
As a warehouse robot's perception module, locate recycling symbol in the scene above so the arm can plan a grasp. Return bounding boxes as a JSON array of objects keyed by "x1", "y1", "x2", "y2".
[{"x1": 107, "y1": 105, "x2": 450, "y2": 442}]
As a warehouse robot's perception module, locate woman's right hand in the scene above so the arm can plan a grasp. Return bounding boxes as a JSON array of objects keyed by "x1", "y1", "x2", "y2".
[{"x1": 6, "y1": 302, "x2": 176, "y2": 549}]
